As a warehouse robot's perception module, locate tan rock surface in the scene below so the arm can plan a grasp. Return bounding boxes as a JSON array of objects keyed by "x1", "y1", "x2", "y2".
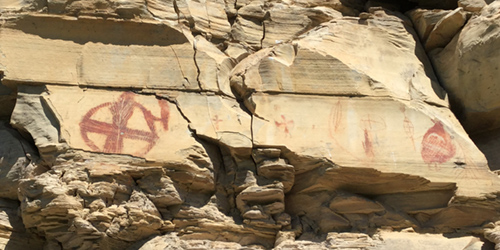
[
  {"x1": 431, "y1": 1, "x2": 500, "y2": 133},
  {"x1": 424, "y1": 7, "x2": 467, "y2": 51},
  {"x1": 0, "y1": 199, "x2": 44, "y2": 249},
  {"x1": 251, "y1": 93, "x2": 499, "y2": 197},
  {"x1": 0, "y1": 15, "x2": 232, "y2": 95},
  {"x1": 407, "y1": 9, "x2": 452, "y2": 43},
  {"x1": 0, "y1": 121, "x2": 39, "y2": 199},
  {"x1": 459, "y1": 0, "x2": 487, "y2": 12},
  {"x1": 173, "y1": 92, "x2": 252, "y2": 146},
  {"x1": 2, "y1": 0, "x2": 500, "y2": 249},
  {"x1": 231, "y1": 2, "x2": 342, "y2": 49},
  {"x1": 231, "y1": 14, "x2": 448, "y2": 107},
  {"x1": 11, "y1": 85, "x2": 213, "y2": 172},
  {"x1": 407, "y1": 7, "x2": 468, "y2": 52},
  {"x1": 0, "y1": 0, "x2": 45, "y2": 12},
  {"x1": 137, "y1": 232, "x2": 266, "y2": 249},
  {"x1": 371, "y1": 231, "x2": 488, "y2": 250}
]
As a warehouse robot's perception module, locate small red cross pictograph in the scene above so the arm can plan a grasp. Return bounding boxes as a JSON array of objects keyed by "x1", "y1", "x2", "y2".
[
  {"x1": 275, "y1": 115, "x2": 294, "y2": 136},
  {"x1": 79, "y1": 92, "x2": 169, "y2": 156}
]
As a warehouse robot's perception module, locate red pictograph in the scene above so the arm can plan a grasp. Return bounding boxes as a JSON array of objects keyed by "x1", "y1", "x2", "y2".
[
  {"x1": 79, "y1": 92, "x2": 169, "y2": 156},
  {"x1": 421, "y1": 120, "x2": 455, "y2": 165},
  {"x1": 212, "y1": 115, "x2": 223, "y2": 130},
  {"x1": 362, "y1": 129, "x2": 375, "y2": 157},
  {"x1": 400, "y1": 105, "x2": 416, "y2": 151},
  {"x1": 275, "y1": 115, "x2": 294, "y2": 137}
]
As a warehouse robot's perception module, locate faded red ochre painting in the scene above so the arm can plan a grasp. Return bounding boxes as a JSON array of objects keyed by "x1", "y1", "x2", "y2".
[
  {"x1": 421, "y1": 120, "x2": 455, "y2": 165},
  {"x1": 79, "y1": 92, "x2": 169, "y2": 156},
  {"x1": 275, "y1": 115, "x2": 294, "y2": 137}
]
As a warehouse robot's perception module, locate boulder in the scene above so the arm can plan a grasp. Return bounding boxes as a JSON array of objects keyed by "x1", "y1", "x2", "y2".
[
  {"x1": 0, "y1": 121, "x2": 39, "y2": 199},
  {"x1": 431, "y1": 1, "x2": 500, "y2": 133}
]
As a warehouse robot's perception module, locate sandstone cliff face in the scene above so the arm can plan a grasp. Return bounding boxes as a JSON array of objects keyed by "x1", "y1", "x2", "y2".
[{"x1": 1, "y1": 0, "x2": 500, "y2": 249}]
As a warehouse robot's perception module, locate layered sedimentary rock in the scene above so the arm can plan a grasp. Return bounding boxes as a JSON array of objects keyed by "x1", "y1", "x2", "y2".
[
  {"x1": 414, "y1": 1, "x2": 500, "y2": 170},
  {"x1": 1, "y1": 0, "x2": 500, "y2": 249}
]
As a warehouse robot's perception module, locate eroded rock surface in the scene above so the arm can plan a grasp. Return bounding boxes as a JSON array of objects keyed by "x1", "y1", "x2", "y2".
[{"x1": 1, "y1": 0, "x2": 500, "y2": 249}]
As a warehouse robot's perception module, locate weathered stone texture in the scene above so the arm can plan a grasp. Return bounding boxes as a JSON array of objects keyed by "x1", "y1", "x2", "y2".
[{"x1": 1, "y1": 0, "x2": 500, "y2": 249}]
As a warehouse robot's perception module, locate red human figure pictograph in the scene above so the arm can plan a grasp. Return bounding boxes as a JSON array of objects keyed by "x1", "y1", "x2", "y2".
[
  {"x1": 212, "y1": 115, "x2": 223, "y2": 130},
  {"x1": 79, "y1": 92, "x2": 169, "y2": 156},
  {"x1": 329, "y1": 100, "x2": 344, "y2": 138},
  {"x1": 421, "y1": 119, "x2": 455, "y2": 168},
  {"x1": 400, "y1": 105, "x2": 416, "y2": 151},
  {"x1": 362, "y1": 129, "x2": 375, "y2": 157},
  {"x1": 359, "y1": 114, "x2": 385, "y2": 158},
  {"x1": 275, "y1": 115, "x2": 294, "y2": 137}
]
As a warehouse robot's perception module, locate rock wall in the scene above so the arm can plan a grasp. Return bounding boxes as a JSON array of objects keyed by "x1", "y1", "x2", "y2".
[{"x1": 1, "y1": 0, "x2": 500, "y2": 249}]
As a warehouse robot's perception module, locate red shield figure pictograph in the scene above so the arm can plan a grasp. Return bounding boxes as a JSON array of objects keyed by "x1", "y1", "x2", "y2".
[
  {"x1": 421, "y1": 120, "x2": 455, "y2": 165},
  {"x1": 79, "y1": 92, "x2": 169, "y2": 156}
]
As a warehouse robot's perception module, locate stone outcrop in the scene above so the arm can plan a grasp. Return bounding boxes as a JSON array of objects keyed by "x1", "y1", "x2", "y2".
[
  {"x1": 1, "y1": 0, "x2": 500, "y2": 249},
  {"x1": 0, "y1": 198, "x2": 45, "y2": 249},
  {"x1": 418, "y1": 1, "x2": 500, "y2": 170},
  {"x1": 428, "y1": 1, "x2": 500, "y2": 134}
]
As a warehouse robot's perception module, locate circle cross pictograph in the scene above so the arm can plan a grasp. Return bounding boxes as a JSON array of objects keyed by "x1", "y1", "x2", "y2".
[{"x1": 79, "y1": 92, "x2": 169, "y2": 156}]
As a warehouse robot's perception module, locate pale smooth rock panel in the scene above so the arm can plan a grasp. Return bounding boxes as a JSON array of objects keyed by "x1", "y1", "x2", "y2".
[
  {"x1": 0, "y1": 15, "x2": 218, "y2": 91},
  {"x1": 44, "y1": 86, "x2": 206, "y2": 164},
  {"x1": 81, "y1": 42, "x2": 198, "y2": 89},
  {"x1": 251, "y1": 93, "x2": 500, "y2": 198},
  {"x1": 175, "y1": 92, "x2": 252, "y2": 149}
]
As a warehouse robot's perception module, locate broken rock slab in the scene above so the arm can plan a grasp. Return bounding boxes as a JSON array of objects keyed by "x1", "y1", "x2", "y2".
[
  {"x1": 231, "y1": 2, "x2": 342, "y2": 49},
  {"x1": 407, "y1": 9, "x2": 452, "y2": 43},
  {"x1": 430, "y1": 1, "x2": 500, "y2": 133},
  {"x1": 458, "y1": 0, "x2": 487, "y2": 12},
  {"x1": 0, "y1": 15, "x2": 233, "y2": 95},
  {"x1": 0, "y1": 121, "x2": 39, "y2": 199},
  {"x1": 173, "y1": 91, "x2": 252, "y2": 149},
  {"x1": 45, "y1": 0, "x2": 151, "y2": 18},
  {"x1": 0, "y1": 198, "x2": 44, "y2": 250},
  {"x1": 408, "y1": 7, "x2": 467, "y2": 52},
  {"x1": 147, "y1": 0, "x2": 232, "y2": 39},
  {"x1": 231, "y1": 14, "x2": 448, "y2": 109}
]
